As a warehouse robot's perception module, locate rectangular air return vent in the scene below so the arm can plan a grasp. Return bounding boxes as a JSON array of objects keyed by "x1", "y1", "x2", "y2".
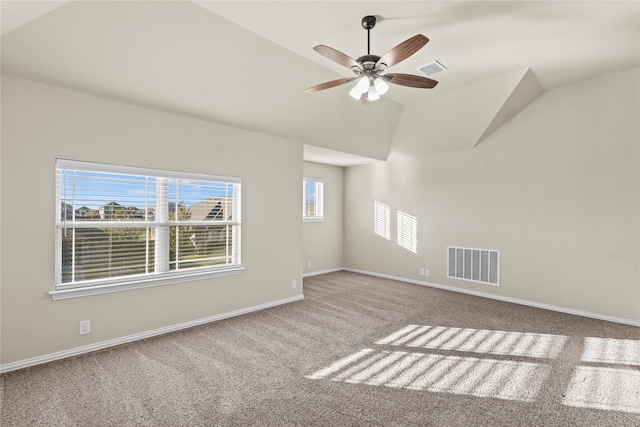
[
  {"x1": 418, "y1": 60, "x2": 447, "y2": 76},
  {"x1": 448, "y1": 246, "x2": 499, "y2": 286}
]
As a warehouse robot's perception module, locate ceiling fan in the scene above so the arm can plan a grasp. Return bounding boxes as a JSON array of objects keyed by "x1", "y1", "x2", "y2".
[{"x1": 305, "y1": 15, "x2": 438, "y2": 103}]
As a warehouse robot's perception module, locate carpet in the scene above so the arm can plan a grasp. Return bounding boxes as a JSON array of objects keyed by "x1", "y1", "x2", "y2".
[{"x1": 1, "y1": 271, "x2": 639, "y2": 426}]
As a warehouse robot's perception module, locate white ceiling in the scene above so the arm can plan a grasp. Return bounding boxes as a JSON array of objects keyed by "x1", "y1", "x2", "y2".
[
  {"x1": 200, "y1": 1, "x2": 639, "y2": 104},
  {"x1": 2, "y1": 1, "x2": 639, "y2": 165}
]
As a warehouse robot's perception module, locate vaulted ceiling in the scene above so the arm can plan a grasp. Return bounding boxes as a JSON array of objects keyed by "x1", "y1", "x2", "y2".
[{"x1": 2, "y1": 1, "x2": 638, "y2": 165}]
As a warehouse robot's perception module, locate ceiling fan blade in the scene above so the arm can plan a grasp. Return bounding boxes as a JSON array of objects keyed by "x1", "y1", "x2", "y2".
[
  {"x1": 385, "y1": 73, "x2": 438, "y2": 89},
  {"x1": 304, "y1": 77, "x2": 356, "y2": 93},
  {"x1": 313, "y1": 45, "x2": 361, "y2": 70},
  {"x1": 376, "y1": 34, "x2": 429, "y2": 69}
]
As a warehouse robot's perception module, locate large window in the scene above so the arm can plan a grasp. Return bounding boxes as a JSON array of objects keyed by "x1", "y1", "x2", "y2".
[
  {"x1": 303, "y1": 178, "x2": 323, "y2": 221},
  {"x1": 53, "y1": 159, "x2": 241, "y2": 299}
]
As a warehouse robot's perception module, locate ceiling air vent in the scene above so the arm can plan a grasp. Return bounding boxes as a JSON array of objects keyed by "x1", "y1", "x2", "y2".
[{"x1": 418, "y1": 60, "x2": 447, "y2": 76}]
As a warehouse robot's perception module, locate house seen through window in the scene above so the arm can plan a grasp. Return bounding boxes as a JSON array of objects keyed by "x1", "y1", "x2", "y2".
[{"x1": 55, "y1": 159, "x2": 241, "y2": 295}]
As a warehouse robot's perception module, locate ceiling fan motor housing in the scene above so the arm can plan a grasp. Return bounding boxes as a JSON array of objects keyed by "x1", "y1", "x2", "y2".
[
  {"x1": 353, "y1": 54, "x2": 386, "y2": 79},
  {"x1": 356, "y1": 55, "x2": 381, "y2": 69}
]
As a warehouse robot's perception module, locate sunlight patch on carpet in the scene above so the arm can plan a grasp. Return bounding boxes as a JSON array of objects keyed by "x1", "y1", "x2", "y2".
[
  {"x1": 305, "y1": 349, "x2": 376, "y2": 380},
  {"x1": 306, "y1": 349, "x2": 548, "y2": 402},
  {"x1": 375, "y1": 325, "x2": 567, "y2": 358},
  {"x1": 562, "y1": 336, "x2": 640, "y2": 414},
  {"x1": 581, "y1": 337, "x2": 640, "y2": 365},
  {"x1": 563, "y1": 366, "x2": 640, "y2": 414}
]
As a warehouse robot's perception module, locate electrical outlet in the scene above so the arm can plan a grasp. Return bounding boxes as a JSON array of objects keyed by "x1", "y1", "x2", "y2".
[
  {"x1": 420, "y1": 268, "x2": 425, "y2": 276},
  {"x1": 307, "y1": 261, "x2": 312, "y2": 268},
  {"x1": 424, "y1": 269, "x2": 430, "y2": 277},
  {"x1": 292, "y1": 280, "x2": 297, "y2": 290},
  {"x1": 79, "y1": 320, "x2": 91, "y2": 335}
]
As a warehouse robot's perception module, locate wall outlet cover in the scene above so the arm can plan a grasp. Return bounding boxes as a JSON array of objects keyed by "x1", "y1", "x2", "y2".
[{"x1": 79, "y1": 320, "x2": 91, "y2": 335}]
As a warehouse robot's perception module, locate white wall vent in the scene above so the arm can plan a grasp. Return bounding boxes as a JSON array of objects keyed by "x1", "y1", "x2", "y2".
[
  {"x1": 418, "y1": 60, "x2": 447, "y2": 76},
  {"x1": 448, "y1": 246, "x2": 499, "y2": 286}
]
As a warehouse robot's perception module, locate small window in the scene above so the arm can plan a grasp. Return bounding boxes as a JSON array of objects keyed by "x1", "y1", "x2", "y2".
[
  {"x1": 303, "y1": 178, "x2": 323, "y2": 221},
  {"x1": 397, "y1": 210, "x2": 417, "y2": 254},
  {"x1": 374, "y1": 201, "x2": 391, "y2": 240},
  {"x1": 53, "y1": 159, "x2": 242, "y2": 299}
]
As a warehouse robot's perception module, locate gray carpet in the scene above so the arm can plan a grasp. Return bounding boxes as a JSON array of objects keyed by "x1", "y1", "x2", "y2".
[{"x1": 2, "y1": 271, "x2": 639, "y2": 426}]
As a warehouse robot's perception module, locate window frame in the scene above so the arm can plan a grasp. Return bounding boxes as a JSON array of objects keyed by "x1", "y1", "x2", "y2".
[
  {"x1": 302, "y1": 177, "x2": 324, "y2": 222},
  {"x1": 51, "y1": 159, "x2": 243, "y2": 300}
]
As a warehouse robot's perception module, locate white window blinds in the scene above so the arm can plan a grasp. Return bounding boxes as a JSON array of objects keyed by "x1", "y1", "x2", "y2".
[
  {"x1": 55, "y1": 159, "x2": 241, "y2": 290},
  {"x1": 303, "y1": 178, "x2": 323, "y2": 221},
  {"x1": 374, "y1": 201, "x2": 391, "y2": 240}
]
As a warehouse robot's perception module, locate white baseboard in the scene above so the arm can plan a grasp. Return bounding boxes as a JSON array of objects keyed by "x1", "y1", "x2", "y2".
[
  {"x1": 0, "y1": 294, "x2": 304, "y2": 374},
  {"x1": 303, "y1": 268, "x2": 344, "y2": 278},
  {"x1": 344, "y1": 268, "x2": 640, "y2": 328},
  {"x1": 3, "y1": 268, "x2": 637, "y2": 374}
]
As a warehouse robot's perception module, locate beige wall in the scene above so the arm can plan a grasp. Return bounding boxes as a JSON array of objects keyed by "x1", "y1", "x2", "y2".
[
  {"x1": 344, "y1": 69, "x2": 640, "y2": 322},
  {"x1": 0, "y1": 76, "x2": 303, "y2": 365},
  {"x1": 2, "y1": 68, "x2": 638, "y2": 367},
  {"x1": 302, "y1": 161, "x2": 344, "y2": 275}
]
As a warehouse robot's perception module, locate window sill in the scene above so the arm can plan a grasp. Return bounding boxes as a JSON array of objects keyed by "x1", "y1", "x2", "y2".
[
  {"x1": 50, "y1": 266, "x2": 244, "y2": 300},
  {"x1": 303, "y1": 218, "x2": 324, "y2": 223}
]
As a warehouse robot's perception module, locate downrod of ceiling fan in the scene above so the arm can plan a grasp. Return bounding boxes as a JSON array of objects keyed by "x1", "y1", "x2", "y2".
[{"x1": 361, "y1": 16, "x2": 376, "y2": 55}]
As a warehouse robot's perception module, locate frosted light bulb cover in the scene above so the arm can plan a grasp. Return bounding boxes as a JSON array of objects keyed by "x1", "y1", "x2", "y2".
[
  {"x1": 367, "y1": 86, "x2": 380, "y2": 101},
  {"x1": 374, "y1": 78, "x2": 389, "y2": 95},
  {"x1": 349, "y1": 86, "x2": 362, "y2": 100},
  {"x1": 356, "y1": 76, "x2": 370, "y2": 93}
]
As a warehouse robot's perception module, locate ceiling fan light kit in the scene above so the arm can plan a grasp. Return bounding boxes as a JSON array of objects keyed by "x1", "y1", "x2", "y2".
[{"x1": 305, "y1": 15, "x2": 438, "y2": 104}]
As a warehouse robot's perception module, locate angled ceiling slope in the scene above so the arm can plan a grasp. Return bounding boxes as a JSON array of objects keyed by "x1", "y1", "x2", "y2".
[
  {"x1": 3, "y1": 1, "x2": 636, "y2": 166},
  {"x1": 302, "y1": 66, "x2": 544, "y2": 160},
  {"x1": 475, "y1": 68, "x2": 543, "y2": 147},
  {"x1": 0, "y1": 0, "x2": 402, "y2": 164},
  {"x1": 392, "y1": 68, "x2": 544, "y2": 156},
  {"x1": 0, "y1": 1, "x2": 70, "y2": 35}
]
